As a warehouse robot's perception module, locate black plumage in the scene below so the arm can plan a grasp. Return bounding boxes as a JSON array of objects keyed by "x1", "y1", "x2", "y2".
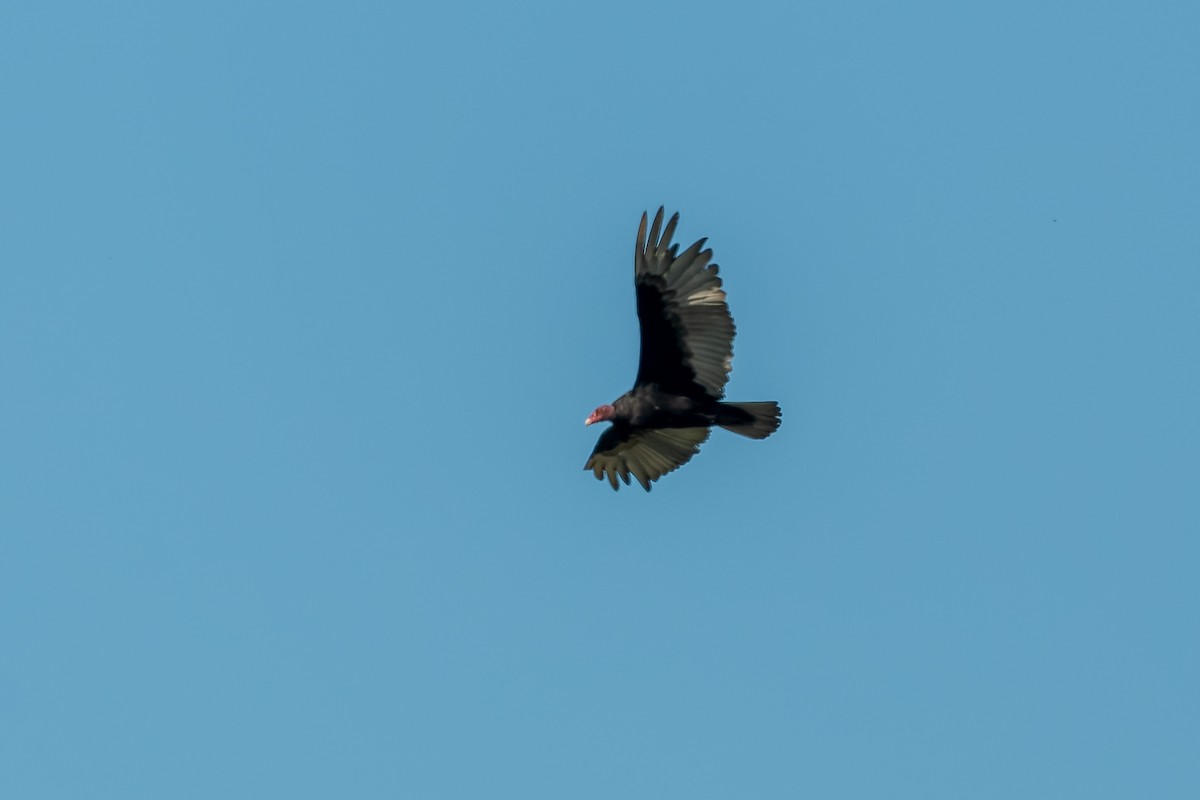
[{"x1": 584, "y1": 208, "x2": 781, "y2": 491}]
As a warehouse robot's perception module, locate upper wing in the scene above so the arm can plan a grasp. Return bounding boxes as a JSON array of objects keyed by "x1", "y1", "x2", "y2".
[
  {"x1": 584, "y1": 425, "x2": 711, "y2": 492},
  {"x1": 633, "y1": 208, "x2": 735, "y2": 399}
]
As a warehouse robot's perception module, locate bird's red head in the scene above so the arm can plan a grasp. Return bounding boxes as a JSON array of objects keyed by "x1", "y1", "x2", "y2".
[{"x1": 585, "y1": 404, "x2": 615, "y2": 426}]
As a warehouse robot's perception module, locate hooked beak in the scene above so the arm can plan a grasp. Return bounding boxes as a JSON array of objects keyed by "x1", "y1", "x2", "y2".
[{"x1": 584, "y1": 414, "x2": 596, "y2": 426}]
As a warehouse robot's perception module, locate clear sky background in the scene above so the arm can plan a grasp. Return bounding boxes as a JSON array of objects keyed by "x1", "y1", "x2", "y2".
[{"x1": 2, "y1": 2, "x2": 1197, "y2": 797}]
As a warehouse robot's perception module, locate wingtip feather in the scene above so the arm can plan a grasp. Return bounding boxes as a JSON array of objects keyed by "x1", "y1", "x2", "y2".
[{"x1": 647, "y1": 207, "x2": 665, "y2": 251}]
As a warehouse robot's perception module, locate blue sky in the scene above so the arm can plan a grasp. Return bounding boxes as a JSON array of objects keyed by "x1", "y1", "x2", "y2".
[{"x1": 2, "y1": 1, "x2": 1197, "y2": 797}]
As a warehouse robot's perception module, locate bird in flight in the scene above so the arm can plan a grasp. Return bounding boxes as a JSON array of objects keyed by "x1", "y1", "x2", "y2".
[{"x1": 584, "y1": 208, "x2": 781, "y2": 491}]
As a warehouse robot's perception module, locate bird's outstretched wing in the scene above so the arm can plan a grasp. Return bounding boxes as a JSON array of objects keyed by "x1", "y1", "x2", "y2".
[
  {"x1": 584, "y1": 425, "x2": 711, "y2": 491},
  {"x1": 633, "y1": 208, "x2": 735, "y2": 399}
]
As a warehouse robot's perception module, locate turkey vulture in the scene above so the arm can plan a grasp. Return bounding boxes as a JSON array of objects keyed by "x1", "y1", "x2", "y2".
[{"x1": 584, "y1": 208, "x2": 781, "y2": 491}]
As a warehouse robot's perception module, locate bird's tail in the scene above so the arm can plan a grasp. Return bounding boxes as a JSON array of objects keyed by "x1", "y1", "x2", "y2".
[{"x1": 717, "y1": 401, "x2": 782, "y2": 439}]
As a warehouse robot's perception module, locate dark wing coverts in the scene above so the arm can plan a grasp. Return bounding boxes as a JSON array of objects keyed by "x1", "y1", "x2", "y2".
[
  {"x1": 633, "y1": 209, "x2": 735, "y2": 399},
  {"x1": 585, "y1": 426, "x2": 711, "y2": 491}
]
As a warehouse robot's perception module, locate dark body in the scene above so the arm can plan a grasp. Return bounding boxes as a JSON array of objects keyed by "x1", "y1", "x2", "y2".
[
  {"x1": 585, "y1": 209, "x2": 781, "y2": 491},
  {"x1": 611, "y1": 385, "x2": 756, "y2": 430}
]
